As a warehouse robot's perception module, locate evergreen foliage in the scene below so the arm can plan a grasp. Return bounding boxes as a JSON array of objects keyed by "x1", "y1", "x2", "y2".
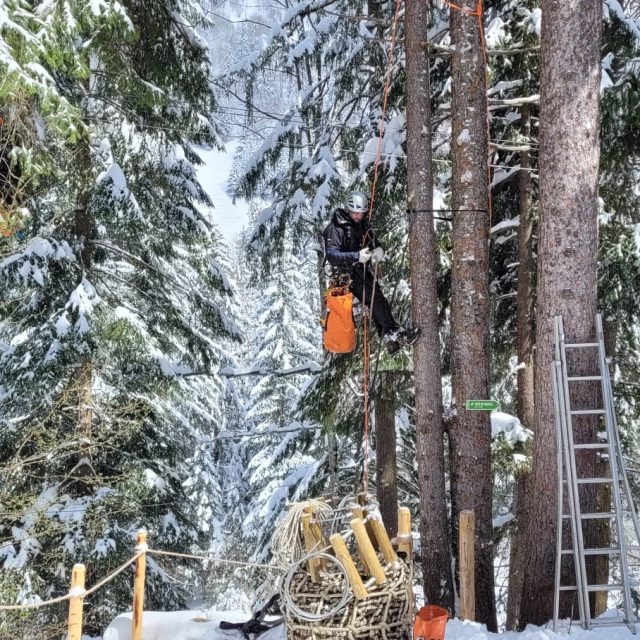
[{"x1": 0, "y1": 1, "x2": 237, "y2": 635}]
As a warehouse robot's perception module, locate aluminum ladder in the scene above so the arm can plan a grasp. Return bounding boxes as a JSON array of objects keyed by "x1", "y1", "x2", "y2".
[{"x1": 553, "y1": 313, "x2": 640, "y2": 632}]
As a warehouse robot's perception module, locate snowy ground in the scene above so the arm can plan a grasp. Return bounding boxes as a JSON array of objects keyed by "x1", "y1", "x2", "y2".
[
  {"x1": 103, "y1": 610, "x2": 284, "y2": 640},
  {"x1": 103, "y1": 610, "x2": 640, "y2": 639}
]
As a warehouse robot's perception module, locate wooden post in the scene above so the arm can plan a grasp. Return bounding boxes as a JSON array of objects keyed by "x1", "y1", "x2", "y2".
[
  {"x1": 308, "y1": 510, "x2": 327, "y2": 571},
  {"x1": 302, "y1": 513, "x2": 322, "y2": 582},
  {"x1": 131, "y1": 530, "x2": 148, "y2": 640},
  {"x1": 369, "y1": 517, "x2": 397, "y2": 564},
  {"x1": 351, "y1": 518, "x2": 386, "y2": 584},
  {"x1": 67, "y1": 564, "x2": 85, "y2": 640},
  {"x1": 459, "y1": 510, "x2": 475, "y2": 621},
  {"x1": 357, "y1": 495, "x2": 379, "y2": 551},
  {"x1": 397, "y1": 507, "x2": 412, "y2": 556},
  {"x1": 329, "y1": 533, "x2": 368, "y2": 600}
]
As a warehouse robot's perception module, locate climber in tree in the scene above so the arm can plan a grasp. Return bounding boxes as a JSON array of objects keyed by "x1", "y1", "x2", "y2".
[{"x1": 322, "y1": 191, "x2": 420, "y2": 355}]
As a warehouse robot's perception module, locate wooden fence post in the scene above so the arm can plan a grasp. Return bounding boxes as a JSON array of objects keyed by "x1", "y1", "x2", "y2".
[
  {"x1": 131, "y1": 530, "x2": 148, "y2": 640},
  {"x1": 67, "y1": 564, "x2": 85, "y2": 640},
  {"x1": 459, "y1": 510, "x2": 475, "y2": 621},
  {"x1": 302, "y1": 512, "x2": 322, "y2": 583},
  {"x1": 397, "y1": 507, "x2": 412, "y2": 556}
]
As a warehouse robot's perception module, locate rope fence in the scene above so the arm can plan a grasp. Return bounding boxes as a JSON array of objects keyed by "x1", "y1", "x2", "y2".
[{"x1": 0, "y1": 531, "x2": 289, "y2": 640}]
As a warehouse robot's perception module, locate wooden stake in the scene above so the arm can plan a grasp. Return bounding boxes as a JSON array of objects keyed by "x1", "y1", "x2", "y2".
[
  {"x1": 308, "y1": 511, "x2": 328, "y2": 571},
  {"x1": 329, "y1": 533, "x2": 368, "y2": 600},
  {"x1": 67, "y1": 564, "x2": 85, "y2": 640},
  {"x1": 397, "y1": 507, "x2": 412, "y2": 556},
  {"x1": 369, "y1": 517, "x2": 397, "y2": 564},
  {"x1": 356, "y1": 495, "x2": 379, "y2": 551},
  {"x1": 131, "y1": 530, "x2": 148, "y2": 640},
  {"x1": 351, "y1": 518, "x2": 386, "y2": 584},
  {"x1": 302, "y1": 513, "x2": 322, "y2": 582},
  {"x1": 459, "y1": 510, "x2": 475, "y2": 621}
]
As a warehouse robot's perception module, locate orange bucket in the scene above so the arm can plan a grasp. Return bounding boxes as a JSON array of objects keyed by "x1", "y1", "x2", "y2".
[{"x1": 413, "y1": 605, "x2": 448, "y2": 640}]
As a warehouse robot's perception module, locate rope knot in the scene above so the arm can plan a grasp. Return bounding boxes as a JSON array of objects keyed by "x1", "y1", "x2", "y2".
[{"x1": 68, "y1": 586, "x2": 87, "y2": 598}]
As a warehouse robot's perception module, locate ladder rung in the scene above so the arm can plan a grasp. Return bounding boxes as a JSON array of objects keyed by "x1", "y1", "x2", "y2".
[
  {"x1": 571, "y1": 409, "x2": 606, "y2": 415},
  {"x1": 559, "y1": 586, "x2": 577, "y2": 591},
  {"x1": 567, "y1": 376, "x2": 603, "y2": 381},
  {"x1": 573, "y1": 443, "x2": 609, "y2": 450},
  {"x1": 576, "y1": 478, "x2": 614, "y2": 484},
  {"x1": 587, "y1": 584, "x2": 627, "y2": 592},
  {"x1": 590, "y1": 617, "x2": 631, "y2": 626},
  {"x1": 564, "y1": 342, "x2": 599, "y2": 348},
  {"x1": 561, "y1": 548, "x2": 621, "y2": 556},
  {"x1": 562, "y1": 512, "x2": 617, "y2": 519}
]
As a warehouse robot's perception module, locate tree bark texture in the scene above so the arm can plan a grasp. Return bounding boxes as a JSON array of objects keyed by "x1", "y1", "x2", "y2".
[
  {"x1": 375, "y1": 372, "x2": 398, "y2": 537},
  {"x1": 406, "y1": 0, "x2": 454, "y2": 611},
  {"x1": 506, "y1": 105, "x2": 537, "y2": 630},
  {"x1": 73, "y1": 138, "x2": 94, "y2": 484},
  {"x1": 519, "y1": 0, "x2": 601, "y2": 626},
  {"x1": 448, "y1": 0, "x2": 496, "y2": 630}
]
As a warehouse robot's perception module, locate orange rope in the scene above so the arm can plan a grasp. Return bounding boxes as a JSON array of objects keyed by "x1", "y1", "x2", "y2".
[
  {"x1": 445, "y1": 0, "x2": 481, "y2": 17},
  {"x1": 366, "y1": 0, "x2": 403, "y2": 225},
  {"x1": 360, "y1": 0, "x2": 403, "y2": 496}
]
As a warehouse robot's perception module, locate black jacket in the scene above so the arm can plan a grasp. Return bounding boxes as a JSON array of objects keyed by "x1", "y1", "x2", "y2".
[{"x1": 322, "y1": 209, "x2": 381, "y2": 268}]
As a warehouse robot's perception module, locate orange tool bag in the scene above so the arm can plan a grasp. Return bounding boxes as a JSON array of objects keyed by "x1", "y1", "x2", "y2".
[{"x1": 322, "y1": 286, "x2": 356, "y2": 354}]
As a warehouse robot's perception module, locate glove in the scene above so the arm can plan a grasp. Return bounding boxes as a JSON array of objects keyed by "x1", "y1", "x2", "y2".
[
  {"x1": 370, "y1": 247, "x2": 385, "y2": 265},
  {"x1": 358, "y1": 248, "x2": 372, "y2": 264}
]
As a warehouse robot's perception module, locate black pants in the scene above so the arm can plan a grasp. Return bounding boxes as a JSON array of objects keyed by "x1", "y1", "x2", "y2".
[{"x1": 350, "y1": 266, "x2": 398, "y2": 337}]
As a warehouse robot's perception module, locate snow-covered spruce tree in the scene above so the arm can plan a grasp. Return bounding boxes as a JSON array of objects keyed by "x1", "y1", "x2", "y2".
[
  {"x1": 238, "y1": 242, "x2": 326, "y2": 561},
  {"x1": 599, "y1": 4, "x2": 640, "y2": 450},
  {"x1": 0, "y1": 1, "x2": 237, "y2": 635}
]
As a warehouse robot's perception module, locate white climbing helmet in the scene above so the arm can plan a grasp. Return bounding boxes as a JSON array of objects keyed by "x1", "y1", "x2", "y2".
[{"x1": 346, "y1": 191, "x2": 368, "y2": 214}]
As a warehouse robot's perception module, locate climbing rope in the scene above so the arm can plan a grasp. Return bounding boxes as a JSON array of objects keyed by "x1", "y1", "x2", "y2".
[
  {"x1": 146, "y1": 548, "x2": 286, "y2": 571},
  {"x1": 270, "y1": 499, "x2": 334, "y2": 568}
]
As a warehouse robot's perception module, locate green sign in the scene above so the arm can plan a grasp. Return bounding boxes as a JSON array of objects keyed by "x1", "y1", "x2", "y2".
[{"x1": 466, "y1": 400, "x2": 499, "y2": 411}]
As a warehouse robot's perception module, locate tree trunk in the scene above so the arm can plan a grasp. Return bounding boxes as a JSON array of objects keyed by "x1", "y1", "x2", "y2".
[
  {"x1": 375, "y1": 372, "x2": 398, "y2": 537},
  {"x1": 506, "y1": 104, "x2": 537, "y2": 630},
  {"x1": 519, "y1": 0, "x2": 601, "y2": 626},
  {"x1": 72, "y1": 138, "x2": 94, "y2": 484},
  {"x1": 448, "y1": 0, "x2": 496, "y2": 630},
  {"x1": 406, "y1": 0, "x2": 454, "y2": 611}
]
